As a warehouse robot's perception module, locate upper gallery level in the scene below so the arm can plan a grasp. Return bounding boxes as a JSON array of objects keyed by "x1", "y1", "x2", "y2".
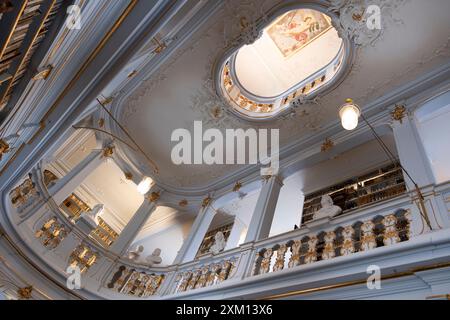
[{"x1": 0, "y1": 0, "x2": 450, "y2": 300}]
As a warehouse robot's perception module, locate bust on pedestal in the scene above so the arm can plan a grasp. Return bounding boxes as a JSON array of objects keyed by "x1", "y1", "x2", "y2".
[
  {"x1": 128, "y1": 245, "x2": 144, "y2": 261},
  {"x1": 77, "y1": 204, "x2": 104, "y2": 234},
  {"x1": 306, "y1": 195, "x2": 342, "y2": 228},
  {"x1": 145, "y1": 248, "x2": 162, "y2": 266},
  {"x1": 209, "y1": 231, "x2": 226, "y2": 255}
]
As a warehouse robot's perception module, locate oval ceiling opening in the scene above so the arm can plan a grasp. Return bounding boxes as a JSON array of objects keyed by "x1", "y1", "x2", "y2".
[{"x1": 219, "y1": 7, "x2": 347, "y2": 119}]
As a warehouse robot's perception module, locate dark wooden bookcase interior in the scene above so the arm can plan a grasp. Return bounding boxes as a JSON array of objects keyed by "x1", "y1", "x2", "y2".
[{"x1": 301, "y1": 163, "x2": 407, "y2": 225}]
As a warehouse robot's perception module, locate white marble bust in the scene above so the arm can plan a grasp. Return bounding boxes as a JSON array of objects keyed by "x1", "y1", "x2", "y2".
[
  {"x1": 83, "y1": 204, "x2": 104, "y2": 226},
  {"x1": 128, "y1": 245, "x2": 144, "y2": 261},
  {"x1": 145, "y1": 248, "x2": 162, "y2": 266},
  {"x1": 313, "y1": 195, "x2": 342, "y2": 220},
  {"x1": 209, "y1": 231, "x2": 226, "y2": 255}
]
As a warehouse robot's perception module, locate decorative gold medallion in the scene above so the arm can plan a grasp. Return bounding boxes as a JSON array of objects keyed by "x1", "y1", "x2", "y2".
[
  {"x1": 124, "y1": 172, "x2": 133, "y2": 180},
  {"x1": 179, "y1": 199, "x2": 188, "y2": 207},
  {"x1": 148, "y1": 191, "x2": 160, "y2": 203},
  {"x1": 352, "y1": 10, "x2": 365, "y2": 21},
  {"x1": 17, "y1": 286, "x2": 33, "y2": 300},
  {"x1": 232, "y1": 181, "x2": 242, "y2": 192},
  {"x1": 102, "y1": 146, "x2": 114, "y2": 158},
  {"x1": 152, "y1": 37, "x2": 167, "y2": 54},
  {"x1": 201, "y1": 196, "x2": 212, "y2": 208},
  {"x1": 0, "y1": 138, "x2": 10, "y2": 159},
  {"x1": 391, "y1": 105, "x2": 407, "y2": 123},
  {"x1": 321, "y1": 138, "x2": 334, "y2": 152}
]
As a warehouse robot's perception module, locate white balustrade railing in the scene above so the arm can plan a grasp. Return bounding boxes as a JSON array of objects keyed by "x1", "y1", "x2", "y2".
[
  {"x1": 106, "y1": 263, "x2": 165, "y2": 298},
  {"x1": 171, "y1": 253, "x2": 240, "y2": 295},
  {"x1": 251, "y1": 209, "x2": 411, "y2": 276},
  {"x1": 4, "y1": 165, "x2": 450, "y2": 299}
]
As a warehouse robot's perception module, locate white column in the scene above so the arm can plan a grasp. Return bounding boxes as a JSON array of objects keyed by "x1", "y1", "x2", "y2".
[
  {"x1": 225, "y1": 217, "x2": 247, "y2": 250},
  {"x1": 49, "y1": 149, "x2": 104, "y2": 205},
  {"x1": 173, "y1": 202, "x2": 216, "y2": 264},
  {"x1": 392, "y1": 116, "x2": 434, "y2": 189},
  {"x1": 392, "y1": 115, "x2": 445, "y2": 230},
  {"x1": 86, "y1": 192, "x2": 159, "y2": 286},
  {"x1": 245, "y1": 175, "x2": 283, "y2": 243},
  {"x1": 109, "y1": 192, "x2": 159, "y2": 256}
]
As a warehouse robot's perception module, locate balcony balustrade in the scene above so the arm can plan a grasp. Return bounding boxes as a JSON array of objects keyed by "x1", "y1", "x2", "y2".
[{"x1": 3, "y1": 164, "x2": 450, "y2": 299}]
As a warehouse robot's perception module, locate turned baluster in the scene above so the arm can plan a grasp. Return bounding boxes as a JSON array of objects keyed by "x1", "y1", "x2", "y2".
[
  {"x1": 218, "y1": 260, "x2": 232, "y2": 282},
  {"x1": 187, "y1": 269, "x2": 200, "y2": 291},
  {"x1": 404, "y1": 209, "x2": 412, "y2": 240},
  {"x1": 340, "y1": 226, "x2": 355, "y2": 256},
  {"x1": 195, "y1": 266, "x2": 210, "y2": 289},
  {"x1": 121, "y1": 271, "x2": 139, "y2": 295},
  {"x1": 252, "y1": 252, "x2": 262, "y2": 276},
  {"x1": 178, "y1": 271, "x2": 192, "y2": 292},
  {"x1": 360, "y1": 220, "x2": 377, "y2": 251},
  {"x1": 304, "y1": 236, "x2": 318, "y2": 264},
  {"x1": 382, "y1": 214, "x2": 401, "y2": 246},
  {"x1": 206, "y1": 264, "x2": 221, "y2": 286},
  {"x1": 259, "y1": 248, "x2": 273, "y2": 274},
  {"x1": 143, "y1": 274, "x2": 163, "y2": 296},
  {"x1": 273, "y1": 244, "x2": 287, "y2": 272},
  {"x1": 136, "y1": 274, "x2": 150, "y2": 297},
  {"x1": 288, "y1": 240, "x2": 302, "y2": 268},
  {"x1": 322, "y1": 231, "x2": 336, "y2": 260}
]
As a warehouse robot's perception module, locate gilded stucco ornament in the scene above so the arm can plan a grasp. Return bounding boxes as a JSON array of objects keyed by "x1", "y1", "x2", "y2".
[
  {"x1": 0, "y1": 138, "x2": 10, "y2": 160},
  {"x1": 232, "y1": 181, "x2": 242, "y2": 192},
  {"x1": 391, "y1": 104, "x2": 407, "y2": 123},
  {"x1": 17, "y1": 286, "x2": 33, "y2": 299},
  {"x1": 201, "y1": 196, "x2": 212, "y2": 208},
  {"x1": 222, "y1": 0, "x2": 270, "y2": 48},
  {"x1": 329, "y1": 0, "x2": 406, "y2": 47},
  {"x1": 321, "y1": 138, "x2": 334, "y2": 152},
  {"x1": 102, "y1": 145, "x2": 114, "y2": 158},
  {"x1": 179, "y1": 199, "x2": 188, "y2": 207},
  {"x1": 124, "y1": 172, "x2": 133, "y2": 180},
  {"x1": 147, "y1": 191, "x2": 160, "y2": 203}
]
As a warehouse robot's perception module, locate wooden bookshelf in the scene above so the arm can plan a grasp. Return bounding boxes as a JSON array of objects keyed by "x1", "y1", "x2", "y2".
[
  {"x1": 61, "y1": 193, "x2": 91, "y2": 219},
  {"x1": 301, "y1": 163, "x2": 407, "y2": 225},
  {"x1": 91, "y1": 217, "x2": 119, "y2": 247}
]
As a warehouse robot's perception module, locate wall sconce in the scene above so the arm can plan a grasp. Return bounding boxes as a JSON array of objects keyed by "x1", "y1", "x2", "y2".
[{"x1": 339, "y1": 98, "x2": 361, "y2": 130}]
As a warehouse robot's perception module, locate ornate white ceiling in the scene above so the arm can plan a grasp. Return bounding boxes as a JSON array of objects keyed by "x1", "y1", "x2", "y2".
[{"x1": 108, "y1": 0, "x2": 450, "y2": 190}]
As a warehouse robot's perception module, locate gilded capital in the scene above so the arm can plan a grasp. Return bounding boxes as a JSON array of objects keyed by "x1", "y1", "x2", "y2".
[
  {"x1": 201, "y1": 196, "x2": 212, "y2": 208},
  {"x1": 124, "y1": 172, "x2": 133, "y2": 180},
  {"x1": 17, "y1": 286, "x2": 33, "y2": 299},
  {"x1": 391, "y1": 105, "x2": 407, "y2": 123},
  {"x1": 0, "y1": 139, "x2": 10, "y2": 159},
  {"x1": 321, "y1": 138, "x2": 334, "y2": 152},
  {"x1": 101, "y1": 96, "x2": 114, "y2": 105},
  {"x1": 179, "y1": 199, "x2": 188, "y2": 207},
  {"x1": 102, "y1": 145, "x2": 114, "y2": 158},
  {"x1": 261, "y1": 174, "x2": 283, "y2": 186},
  {"x1": 148, "y1": 191, "x2": 160, "y2": 203},
  {"x1": 232, "y1": 181, "x2": 242, "y2": 192}
]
